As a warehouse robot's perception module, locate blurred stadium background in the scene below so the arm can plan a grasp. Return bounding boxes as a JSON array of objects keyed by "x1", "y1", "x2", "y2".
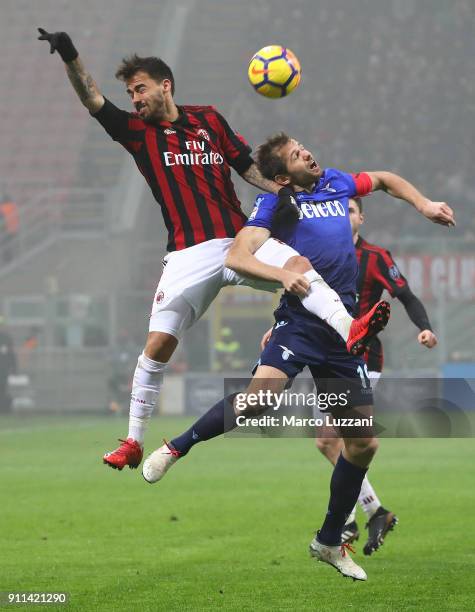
[{"x1": 1, "y1": 0, "x2": 474, "y2": 415}]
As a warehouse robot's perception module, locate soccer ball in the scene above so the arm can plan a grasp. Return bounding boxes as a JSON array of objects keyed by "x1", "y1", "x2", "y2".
[{"x1": 248, "y1": 45, "x2": 301, "y2": 98}]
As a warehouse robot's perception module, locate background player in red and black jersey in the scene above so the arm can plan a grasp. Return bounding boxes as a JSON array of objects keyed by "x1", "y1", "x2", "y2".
[
  {"x1": 352, "y1": 196, "x2": 437, "y2": 374},
  {"x1": 316, "y1": 196, "x2": 437, "y2": 556}
]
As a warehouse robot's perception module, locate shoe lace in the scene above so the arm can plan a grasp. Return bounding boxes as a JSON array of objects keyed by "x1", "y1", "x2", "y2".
[
  {"x1": 340, "y1": 542, "x2": 356, "y2": 557},
  {"x1": 163, "y1": 439, "x2": 181, "y2": 457},
  {"x1": 115, "y1": 438, "x2": 136, "y2": 456}
]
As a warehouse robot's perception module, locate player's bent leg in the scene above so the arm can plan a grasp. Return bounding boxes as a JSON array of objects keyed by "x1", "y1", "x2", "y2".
[
  {"x1": 280, "y1": 249, "x2": 389, "y2": 355},
  {"x1": 232, "y1": 239, "x2": 386, "y2": 354},
  {"x1": 142, "y1": 367, "x2": 288, "y2": 484},
  {"x1": 282, "y1": 254, "x2": 355, "y2": 342},
  {"x1": 282, "y1": 255, "x2": 310, "y2": 273},
  {"x1": 252, "y1": 241, "x2": 355, "y2": 342}
]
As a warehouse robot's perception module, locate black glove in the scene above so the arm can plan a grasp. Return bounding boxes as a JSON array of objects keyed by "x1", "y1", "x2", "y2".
[
  {"x1": 271, "y1": 187, "x2": 300, "y2": 232},
  {"x1": 37, "y1": 28, "x2": 78, "y2": 63}
]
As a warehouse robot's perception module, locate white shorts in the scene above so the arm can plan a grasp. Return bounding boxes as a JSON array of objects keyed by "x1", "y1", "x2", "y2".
[{"x1": 149, "y1": 237, "x2": 299, "y2": 338}]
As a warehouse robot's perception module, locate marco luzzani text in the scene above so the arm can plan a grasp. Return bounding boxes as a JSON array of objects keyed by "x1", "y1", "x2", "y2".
[{"x1": 234, "y1": 390, "x2": 373, "y2": 428}]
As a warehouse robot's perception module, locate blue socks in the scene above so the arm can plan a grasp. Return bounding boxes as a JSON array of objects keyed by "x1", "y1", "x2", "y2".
[
  {"x1": 318, "y1": 453, "x2": 368, "y2": 546},
  {"x1": 170, "y1": 394, "x2": 237, "y2": 456}
]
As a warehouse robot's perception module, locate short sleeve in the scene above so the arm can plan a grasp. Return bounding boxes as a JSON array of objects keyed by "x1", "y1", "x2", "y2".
[
  {"x1": 245, "y1": 194, "x2": 278, "y2": 230},
  {"x1": 375, "y1": 250, "x2": 408, "y2": 297},
  {"x1": 326, "y1": 168, "x2": 372, "y2": 198},
  {"x1": 91, "y1": 98, "x2": 131, "y2": 142},
  {"x1": 211, "y1": 110, "x2": 254, "y2": 174}
]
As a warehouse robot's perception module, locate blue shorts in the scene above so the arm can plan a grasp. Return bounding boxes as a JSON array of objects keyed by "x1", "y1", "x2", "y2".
[{"x1": 256, "y1": 300, "x2": 374, "y2": 409}]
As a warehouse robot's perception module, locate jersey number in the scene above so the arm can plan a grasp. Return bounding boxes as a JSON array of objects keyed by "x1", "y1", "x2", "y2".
[{"x1": 357, "y1": 364, "x2": 370, "y2": 389}]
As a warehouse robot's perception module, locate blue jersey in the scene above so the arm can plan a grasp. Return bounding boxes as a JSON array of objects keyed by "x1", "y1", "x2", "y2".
[{"x1": 246, "y1": 168, "x2": 368, "y2": 311}]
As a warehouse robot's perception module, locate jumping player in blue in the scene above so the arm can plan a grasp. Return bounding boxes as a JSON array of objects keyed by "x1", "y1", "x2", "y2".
[{"x1": 142, "y1": 133, "x2": 455, "y2": 581}]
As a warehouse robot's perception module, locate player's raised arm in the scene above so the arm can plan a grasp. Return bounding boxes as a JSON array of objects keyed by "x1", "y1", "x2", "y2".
[
  {"x1": 365, "y1": 171, "x2": 456, "y2": 227},
  {"x1": 225, "y1": 226, "x2": 310, "y2": 296},
  {"x1": 37, "y1": 28, "x2": 104, "y2": 114}
]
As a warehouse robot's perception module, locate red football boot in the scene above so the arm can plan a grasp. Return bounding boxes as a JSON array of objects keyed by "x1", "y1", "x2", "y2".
[
  {"x1": 103, "y1": 438, "x2": 143, "y2": 470},
  {"x1": 347, "y1": 300, "x2": 391, "y2": 356}
]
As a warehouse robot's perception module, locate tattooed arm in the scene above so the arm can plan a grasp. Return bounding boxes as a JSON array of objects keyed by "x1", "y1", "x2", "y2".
[
  {"x1": 38, "y1": 28, "x2": 104, "y2": 113},
  {"x1": 65, "y1": 57, "x2": 105, "y2": 113},
  {"x1": 241, "y1": 163, "x2": 281, "y2": 194}
]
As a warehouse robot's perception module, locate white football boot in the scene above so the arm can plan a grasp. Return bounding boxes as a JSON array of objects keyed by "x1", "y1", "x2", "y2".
[
  {"x1": 309, "y1": 536, "x2": 367, "y2": 581},
  {"x1": 142, "y1": 440, "x2": 181, "y2": 484}
]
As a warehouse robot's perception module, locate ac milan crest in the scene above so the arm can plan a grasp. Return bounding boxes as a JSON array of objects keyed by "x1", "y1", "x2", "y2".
[{"x1": 197, "y1": 128, "x2": 210, "y2": 141}]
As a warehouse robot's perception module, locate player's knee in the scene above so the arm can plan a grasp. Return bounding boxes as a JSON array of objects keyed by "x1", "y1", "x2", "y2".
[
  {"x1": 283, "y1": 255, "x2": 311, "y2": 273},
  {"x1": 365, "y1": 437, "x2": 379, "y2": 459},
  {"x1": 347, "y1": 436, "x2": 379, "y2": 460},
  {"x1": 144, "y1": 332, "x2": 179, "y2": 362},
  {"x1": 233, "y1": 403, "x2": 261, "y2": 418},
  {"x1": 316, "y1": 436, "x2": 336, "y2": 456},
  {"x1": 237, "y1": 402, "x2": 269, "y2": 418}
]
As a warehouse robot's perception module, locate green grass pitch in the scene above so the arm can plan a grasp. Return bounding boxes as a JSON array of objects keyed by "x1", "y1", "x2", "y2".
[{"x1": 2, "y1": 415, "x2": 474, "y2": 611}]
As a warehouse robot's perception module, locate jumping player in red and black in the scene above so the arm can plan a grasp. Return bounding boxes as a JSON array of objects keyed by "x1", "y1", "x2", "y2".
[
  {"x1": 316, "y1": 196, "x2": 438, "y2": 555},
  {"x1": 37, "y1": 29, "x2": 399, "y2": 470}
]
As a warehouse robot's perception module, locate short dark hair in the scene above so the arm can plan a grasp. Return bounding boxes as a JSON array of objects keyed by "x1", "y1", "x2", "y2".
[
  {"x1": 115, "y1": 54, "x2": 175, "y2": 95},
  {"x1": 256, "y1": 132, "x2": 291, "y2": 180},
  {"x1": 352, "y1": 196, "x2": 363, "y2": 212}
]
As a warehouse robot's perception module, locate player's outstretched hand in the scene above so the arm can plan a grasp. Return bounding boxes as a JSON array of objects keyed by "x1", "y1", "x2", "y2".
[
  {"x1": 260, "y1": 327, "x2": 274, "y2": 351},
  {"x1": 418, "y1": 329, "x2": 438, "y2": 349},
  {"x1": 280, "y1": 269, "x2": 310, "y2": 297},
  {"x1": 37, "y1": 28, "x2": 78, "y2": 63},
  {"x1": 421, "y1": 201, "x2": 456, "y2": 227}
]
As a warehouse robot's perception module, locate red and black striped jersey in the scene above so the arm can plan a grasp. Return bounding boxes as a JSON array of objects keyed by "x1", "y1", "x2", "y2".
[
  {"x1": 354, "y1": 236, "x2": 408, "y2": 372},
  {"x1": 93, "y1": 99, "x2": 252, "y2": 251}
]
